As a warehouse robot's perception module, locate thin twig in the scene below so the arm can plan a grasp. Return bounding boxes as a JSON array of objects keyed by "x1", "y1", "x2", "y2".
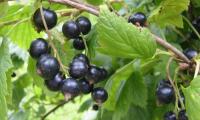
[{"x1": 194, "y1": 60, "x2": 200, "y2": 78}]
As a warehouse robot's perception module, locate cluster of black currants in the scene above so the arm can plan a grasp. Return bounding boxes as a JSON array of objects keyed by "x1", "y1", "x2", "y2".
[
  {"x1": 62, "y1": 16, "x2": 91, "y2": 50},
  {"x1": 30, "y1": 7, "x2": 108, "y2": 110}
]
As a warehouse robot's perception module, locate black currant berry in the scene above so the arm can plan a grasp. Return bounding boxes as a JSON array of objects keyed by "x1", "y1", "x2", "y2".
[
  {"x1": 183, "y1": 49, "x2": 198, "y2": 59},
  {"x1": 92, "y1": 104, "x2": 99, "y2": 111},
  {"x1": 76, "y1": 16, "x2": 91, "y2": 35},
  {"x1": 128, "y1": 12, "x2": 147, "y2": 27},
  {"x1": 61, "y1": 78, "x2": 80, "y2": 97},
  {"x1": 36, "y1": 54, "x2": 60, "y2": 80},
  {"x1": 157, "y1": 79, "x2": 171, "y2": 88},
  {"x1": 164, "y1": 111, "x2": 177, "y2": 120},
  {"x1": 86, "y1": 66, "x2": 103, "y2": 84},
  {"x1": 45, "y1": 73, "x2": 65, "y2": 91},
  {"x1": 73, "y1": 37, "x2": 85, "y2": 50},
  {"x1": 29, "y1": 38, "x2": 50, "y2": 59},
  {"x1": 100, "y1": 68, "x2": 107, "y2": 80},
  {"x1": 79, "y1": 78, "x2": 93, "y2": 94},
  {"x1": 73, "y1": 54, "x2": 89, "y2": 65},
  {"x1": 156, "y1": 84, "x2": 175, "y2": 104},
  {"x1": 178, "y1": 110, "x2": 188, "y2": 120},
  {"x1": 69, "y1": 59, "x2": 88, "y2": 78},
  {"x1": 33, "y1": 8, "x2": 57, "y2": 31},
  {"x1": 62, "y1": 21, "x2": 80, "y2": 39},
  {"x1": 92, "y1": 87, "x2": 108, "y2": 104}
]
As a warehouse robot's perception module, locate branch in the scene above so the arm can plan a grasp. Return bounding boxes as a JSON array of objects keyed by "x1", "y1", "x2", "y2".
[{"x1": 49, "y1": 0, "x2": 191, "y2": 63}]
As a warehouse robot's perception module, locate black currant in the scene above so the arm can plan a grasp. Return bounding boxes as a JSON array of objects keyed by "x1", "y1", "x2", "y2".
[
  {"x1": 73, "y1": 54, "x2": 89, "y2": 65},
  {"x1": 69, "y1": 59, "x2": 88, "y2": 78},
  {"x1": 79, "y1": 78, "x2": 93, "y2": 94},
  {"x1": 92, "y1": 87, "x2": 108, "y2": 104},
  {"x1": 29, "y1": 38, "x2": 50, "y2": 59},
  {"x1": 76, "y1": 16, "x2": 91, "y2": 35},
  {"x1": 92, "y1": 104, "x2": 99, "y2": 111},
  {"x1": 100, "y1": 68, "x2": 107, "y2": 80},
  {"x1": 62, "y1": 21, "x2": 80, "y2": 39},
  {"x1": 164, "y1": 111, "x2": 177, "y2": 120},
  {"x1": 157, "y1": 79, "x2": 171, "y2": 88},
  {"x1": 33, "y1": 8, "x2": 57, "y2": 31},
  {"x1": 73, "y1": 37, "x2": 85, "y2": 50},
  {"x1": 128, "y1": 12, "x2": 147, "y2": 27},
  {"x1": 45, "y1": 72, "x2": 65, "y2": 91},
  {"x1": 86, "y1": 66, "x2": 103, "y2": 84},
  {"x1": 178, "y1": 110, "x2": 188, "y2": 120},
  {"x1": 61, "y1": 78, "x2": 80, "y2": 97},
  {"x1": 183, "y1": 48, "x2": 198, "y2": 59},
  {"x1": 156, "y1": 84, "x2": 175, "y2": 104},
  {"x1": 36, "y1": 54, "x2": 60, "y2": 80}
]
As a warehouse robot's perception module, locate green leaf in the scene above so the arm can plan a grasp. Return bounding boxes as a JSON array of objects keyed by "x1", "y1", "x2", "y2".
[
  {"x1": 0, "y1": 37, "x2": 13, "y2": 120},
  {"x1": 182, "y1": 76, "x2": 200, "y2": 120},
  {"x1": 96, "y1": 8, "x2": 156, "y2": 59},
  {"x1": 0, "y1": 2, "x2": 8, "y2": 17},
  {"x1": 148, "y1": 0, "x2": 190, "y2": 28}
]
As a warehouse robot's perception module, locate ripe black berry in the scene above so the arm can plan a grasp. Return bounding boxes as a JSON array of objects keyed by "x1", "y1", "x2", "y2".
[
  {"x1": 92, "y1": 104, "x2": 99, "y2": 111},
  {"x1": 128, "y1": 12, "x2": 147, "y2": 27},
  {"x1": 62, "y1": 21, "x2": 80, "y2": 38},
  {"x1": 100, "y1": 68, "x2": 107, "y2": 80},
  {"x1": 45, "y1": 73, "x2": 65, "y2": 91},
  {"x1": 178, "y1": 110, "x2": 188, "y2": 120},
  {"x1": 73, "y1": 54, "x2": 89, "y2": 65},
  {"x1": 29, "y1": 38, "x2": 50, "y2": 59},
  {"x1": 183, "y1": 48, "x2": 198, "y2": 59},
  {"x1": 73, "y1": 37, "x2": 85, "y2": 50},
  {"x1": 92, "y1": 87, "x2": 108, "y2": 104},
  {"x1": 33, "y1": 8, "x2": 57, "y2": 31},
  {"x1": 76, "y1": 16, "x2": 91, "y2": 35},
  {"x1": 36, "y1": 54, "x2": 60, "y2": 80},
  {"x1": 164, "y1": 111, "x2": 177, "y2": 120},
  {"x1": 79, "y1": 78, "x2": 93, "y2": 94},
  {"x1": 61, "y1": 78, "x2": 80, "y2": 97},
  {"x1": 69, "y1": 59, "x2": 88, "y2": 78},
  {"x1": 156, "y1": 84, "x2": 175, "y2": 104},
  {"x1": 86, "y1": 66, "x2": 103, "y2": 84}
]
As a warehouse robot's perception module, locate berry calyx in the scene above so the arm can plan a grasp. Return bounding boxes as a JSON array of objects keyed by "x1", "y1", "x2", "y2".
[
  {"x1": 128, "y1": 12, "x2": 147, "y2": 27},
  {"x1": 33, "y1": 8, "x2": 57, "y2": 31},
  {"x1": 156, "y1": 83, "x2": 175, "y2": 104},
  {"x1": 29, "y1": 38, "x2": 50, "y2": 59},
  {"x1": 92, "y1": 104, "x2": 99, "y2": 111},
  {"x1": 79, "y1": 78, "x2": 93, "y2": 94},
  {"x1": 36, "y1": 54, "x2": 60, "y2": 80},
  {"x1": 73, "y1": 37, "x2": 85, "y2": 50},
  {"x1": 178, "y1": 110, "x2": 188, "y2": 120},
  {"x1": 76, "y1": 16, "x2": 91, "y2": 35},
  {"x1": 86, "y1": 66, "x2": 104, "y2": 84},
  {"x1": 92, "y1": 87, "x2": 108, "y2": 104},
  {"x1": 183, "y1": 48, "x2": 198, "y2": 60},
  {"x1": 61, "y1": 78, "x2": 80, "y2": 97},
  {"x1": 164, "y1": 111, "x2": 177, "y2": 120},
  {"x1": 45, "y1": 72, "x2": 65, "y2": 91},
  {"x1": 62, "y1": 21, "x2": 80, "y2": 39},
  {"x1": 73, "y1": 54, "x2": 89, "y2": 65},
  {"x1": 69, "y1": 59, "x2": 88, "y2": 78}
]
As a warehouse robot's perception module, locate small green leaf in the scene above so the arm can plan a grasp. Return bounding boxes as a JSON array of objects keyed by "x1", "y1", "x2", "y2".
[
  {"x1": 149, "y1": 0, "x2": 190, "y2": 28},
  {"x1": 182, "y1": 76, "x2": 200, "y2": 120},
  {"x1": 96, "y1": 8, "x2": 156, "y2": 59}
]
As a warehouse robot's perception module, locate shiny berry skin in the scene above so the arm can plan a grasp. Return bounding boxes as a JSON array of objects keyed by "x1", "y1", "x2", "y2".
[
  {"x1": 86, "y1": 66, "x2": 103, "y2": 84},
  {"x1": 178, "y1": 110, "x2": 188, "y2": 120},
  {"x1": 156, "y1": 84, "x2": 175, "y2": 104},
  {"x1": 33, "y1": 8, "x2": 57, "y2": 31},
  {"x1": 76, "y1": 16, "x2": 91, "y2": 35},
  {"x1": 36, "y1": 54, "x2": 60, "y2": 80},
  {"x1": 73, "y1": 54, "x2": 89, "y2": 65},
  {"x1": 29, "y1": 38, "x2": 50, "y2": 59},
  {"x1": 45, "y1": 73, "x2": 65, "y2": 91},
  {"x1": 128, "y1": 12, "x2": 147, "y2": 27},
  {"x1": 100, "y1": 68, "x2": 107, "y2": 80},
  {"x1": 92, "y1": 104, "x2": 99, "y2": 111},
  {"x1": 183, "y1": 49, "x2": 198, "y2": 59},
  {"x1": 164, "y1": 111, "x2": 177, "y2": 120},
  {"x1": 79, "y1": 78, "x2": 93, "y2": 94},
  {"x1": 73, "y1": 37, "x2": 85, "y2": 50},
  {"x1": 62, "y1": 21, "x2": 80, "y2": 38},
  {"x1": 69, "y1": 59, "x2": 88, "y2": 78},
  {"x1": 61, "y1": 78, "x2": 80, "y2": 97},
  {"x1": 92, "y1": 87, "x2": 108, "y2": 104}
]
